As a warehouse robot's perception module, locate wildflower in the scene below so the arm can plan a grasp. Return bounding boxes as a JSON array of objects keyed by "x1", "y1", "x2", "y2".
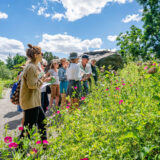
[
  {"x1": 80, "y1": 158, "x2": 89, "y2": 160},
  {"x1": 122, "y1": 83, "x2": 126, "y2": 86},
  {"x1": 81, "y1": 97, "x2": 86, "y2": 101},
  {"x1": 115, "y1": 87, "x2": 120, "y2": 90},
  {"x1": 46, "y1": 107, "x2": 48, "y2": 110},
  {"x1": 53, "y1": 113, "x2": 56, "y2": 117},
  {"x1": 18, "y1": 126, "x2": 23, "y2": 131},
  {"x1": 8, "y1": 142, "x2": 18, "y2": 148},
  {"x1": 144, "y1": 66, "x2": 148, "y2": 70},
  {"x1": 42, "y1": 140, "x2": 49, "y2": 144},
  {"x1": 67, "y1": 103, "x2": 71, "y2": 106},
  {"x1": 66, "y1": 106, "x2": 70, "y2": 109},
  {"x1": 152, "y1": 63, "x2": 156, "y2": 66},
  {"x1": 106, "y1": 88, "x2": 109, "y2": 91},
  {"x1": 4, "y1": 136, "x2": 12, "y2": 143},
  {"x1": 57, "y1": 110, "x2": 60, "y2": 114},
  {"x1": 116, "y1": 80, "x2": 118, "y2": 82},
  {"x1": 36, "y1": 141, "x2": 41, "y2": 144},
  {"x1": 119, "y1": 100, "x2": 123, "y2": 104},
  {"x1": 74, "y1": 86, "x2": 78, "y2": 89},
  {"x1": 32, "y1": 148, "x2": 38, "y2": 153}
]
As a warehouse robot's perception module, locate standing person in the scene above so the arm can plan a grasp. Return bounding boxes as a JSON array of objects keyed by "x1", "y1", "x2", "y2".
[
  {"x1": 58, "y1": 58, "x2": 68, "y2": 107},
  {"x1": 66, "y1": 52, "x2": 81, "y2": 108},
  {"x1": 80, "y1": 55, "x2": 92, "y2": 96},
  {"x1": 40, "y1": 59, "x2": 50, "y2": 113},
  {"x1": 91, "y1": 59, "x2": 98, "y2": 85},
  {"x1": 19, "y1": 44, "x2": 47, "y2": 146},
  {"x1": 46, "y1": 60, "x2": 60, "y2": 108}
]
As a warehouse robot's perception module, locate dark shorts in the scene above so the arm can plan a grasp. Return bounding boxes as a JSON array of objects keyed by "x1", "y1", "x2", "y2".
[{"x1": 67, "y1": 80, "x2": 81, "y2": 98}]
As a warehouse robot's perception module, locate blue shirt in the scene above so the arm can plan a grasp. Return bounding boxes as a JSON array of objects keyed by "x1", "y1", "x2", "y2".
[{"x1": 58, "y1": 67, "x2": 67, "y2": 81}]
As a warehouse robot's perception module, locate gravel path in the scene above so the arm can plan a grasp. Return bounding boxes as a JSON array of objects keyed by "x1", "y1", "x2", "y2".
[{"x1": 0, "y1": 88, "x2": 23, "y2": 139}]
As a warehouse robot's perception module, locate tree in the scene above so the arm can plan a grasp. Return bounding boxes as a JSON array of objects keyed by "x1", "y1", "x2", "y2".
[
  {"x1": 0, "y1": 64, "x2": 13, "y2": 79},
  {"x1": 13, "y1": 54, "x2": 27, "y2": 66},
  {"x1": 6, "y1": 54, "x2": 14, "y2": 69},
  {"x1": 136, "y1": 0, "x2": 160, "y2": 57},
  {"x1": 0, "y1": 60, "x2": 4, "y2": 66},
  {"x1": 116, "y1": 25, "x2": 148, "y2": 61},
  {"x1": 43, "y1": 52, "x2": 59, "y2": 64}
]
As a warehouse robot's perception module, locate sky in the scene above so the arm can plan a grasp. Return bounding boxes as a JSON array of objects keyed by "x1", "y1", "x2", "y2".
[{"x1": 0, "y1": 0, "x2": 143, "y2": 61}]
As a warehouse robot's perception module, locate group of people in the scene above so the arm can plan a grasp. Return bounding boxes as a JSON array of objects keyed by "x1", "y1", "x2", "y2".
[{"x1": 15, "y1": 44, "x2": 98, "y2": 149}]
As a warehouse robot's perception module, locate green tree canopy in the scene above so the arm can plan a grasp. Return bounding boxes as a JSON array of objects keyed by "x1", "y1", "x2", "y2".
[
  {"x1": 43, "y1": 52, "x2": 59, "y2": 64},
  {"x1": 136, "y1": 0, "x2": 160, "y2": 57},
  {"x1": 116, "y1": 25, "x2": 149, "y2": 61}
]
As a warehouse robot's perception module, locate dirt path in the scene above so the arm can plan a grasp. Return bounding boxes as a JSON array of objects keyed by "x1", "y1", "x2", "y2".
[{"x1": 0, "y1": 88, "x2": 23, "y2": 139}]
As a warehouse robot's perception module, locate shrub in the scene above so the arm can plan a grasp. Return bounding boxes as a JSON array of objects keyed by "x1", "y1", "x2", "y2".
[{"x1": 0, "y1": 61, "x2": 160, "y2": 159}]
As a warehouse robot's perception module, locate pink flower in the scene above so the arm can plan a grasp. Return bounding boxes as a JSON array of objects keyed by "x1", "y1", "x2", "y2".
[
  {"x1": 115, "y1": 87, "x2": 120, "y2": 90},
  {"x1": 80, "y1": 158, "x2": 89, "y2": 160},
  {"x1": 32, "y1": 148, "x2": 38, "y2": 153},
  {"x1": 152, "y1": 63, "x2": 156, "y2": 66},
  {"x1": 46, "y1": 107, "x2": 48, "y2": 110},
  {"x1": 106, "y1": 88, "x2": 109, "y2": 91},
  {"x1": 53, "y1": 113, "x2": 56, "y2": 117},
  {"x1": 4, "y1": 136, "x2": 12, "y2": 143},
  {"x1": 66, "y1": 106, "x2": 70, "y2": 109},
  {"x1": 144, "y1": 66, "x2": 148, "y2": 70},
  {"x1": 18, "y1": 126, "x2": 23, "y2": 131},
  {"x1": 119, "y1": 100, "x2": 123, "y2": 104},
  {"x1": 116, "y1": 80, "x2": 118, "y2": 82},
  {"x1": 81, "y1": 97, "x2": 86, "y2": 101},
  {"x1": 74, "y1": 86, "x2": 78, "y2": 89},
  {"x1": 8, "y1": 142, "x2": 18, "y2": 148},
  {"x1": 122, "y1": 83, "x2": 126, "y2": 86},
  {"x1": 57, "y1": 110, "x2": 60, "y2": 114},
  {"x1": 67, "y1": 103, "x2": 71, "y2": 106},
  {"x1": 36, "y1": 141, "x2": 41, "y2": 144},
  {"x1": 42, "y1": 140, "x2": 49, "y2": 144}
]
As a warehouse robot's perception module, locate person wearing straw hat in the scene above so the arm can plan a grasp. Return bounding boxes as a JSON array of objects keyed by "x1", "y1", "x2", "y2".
[{"x1": 66, "y1": 52, "x2": 81, "y2": 108}]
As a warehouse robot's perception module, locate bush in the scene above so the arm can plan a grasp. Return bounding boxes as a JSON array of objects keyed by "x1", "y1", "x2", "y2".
[
  {"x1": 0, "y1": 62, "x2": 160, "y2": 159},
  {"x1": 0, "y1": 65, "x2": 13, "y2": 80}
]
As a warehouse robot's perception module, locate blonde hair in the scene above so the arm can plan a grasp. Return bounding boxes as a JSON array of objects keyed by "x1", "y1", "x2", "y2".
[
  {"x1": 50, "y1": 59, "x2": 59, "y2": 69},
  {"x1": 60, "y1": 58, "x2": 66, "y2": 64}
]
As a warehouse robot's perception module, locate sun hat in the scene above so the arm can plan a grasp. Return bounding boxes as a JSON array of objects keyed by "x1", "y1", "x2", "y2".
[{"x1": 69, "y1": 52, "x2": 78, "y2": 60}]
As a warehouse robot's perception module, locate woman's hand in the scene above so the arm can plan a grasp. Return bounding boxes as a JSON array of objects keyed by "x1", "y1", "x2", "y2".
[{"x1": 44, "y1": 77, "x2": 52, "y2": 82}]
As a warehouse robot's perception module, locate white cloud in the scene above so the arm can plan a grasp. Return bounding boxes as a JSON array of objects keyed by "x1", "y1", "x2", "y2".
[
  {"x1": 107, "y1": 35, "x2": 117, "y2": 42},
  {"x1": 49, "y1": 0, "x2": 61, "y2": 2},
  {"x1": 38, "y1": 33, "x2": 102, "y2": 54},
  {"x1": 52, "y1": 13, "x2": 65, "y2": 21},
  {"x1": 44, "y1": 13, "x2": 51, "y2": 18},
  {"x1": 32, "y1": 0, "x2": 133, "y2": 21},
  {"x1": 0, "y1": 37, "x2": 25, "y2": 61},
  {"x1": 60, "y1": 0, "x2": 133, "y2": 21},
  {"x1": 0, "y1": 11, "x2": 8, "y2": 19},
  {"x1": 31, "y1": 5, "x2": 37, "y2": 12},
  {"x1": 37, "y1": 7, "x2": 47, "y2": 16},
  {"x1": 122, "y1": 14, "x2": 142, "y2": 23},
  {"x1": 139, "y1": 9, "x2": 143, "y2": 13},
  {"x1": 110, "y1": 48, "x2": 117, "y2": 52}
]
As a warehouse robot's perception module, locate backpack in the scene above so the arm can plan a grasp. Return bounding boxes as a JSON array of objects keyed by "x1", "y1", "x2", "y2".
[{"x1": 10, "y1": 80, "x2": 21, "y2": 105}]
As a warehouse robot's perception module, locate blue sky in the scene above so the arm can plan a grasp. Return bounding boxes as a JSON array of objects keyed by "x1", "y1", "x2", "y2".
[{"x1": 0, "y1": 0, "x2": 143, "y2": 61}]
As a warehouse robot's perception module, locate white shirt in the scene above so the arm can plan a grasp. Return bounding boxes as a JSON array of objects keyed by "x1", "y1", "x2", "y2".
[
  {"x1": 48, "y1": 69, "x2": 60, "y2": 84},
  {"x1": 66, "y1": 63, "x2": 81, "y2": 81},
  {"x1": 80, "y1": 63, "x2": 92, "y2": 76}
]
